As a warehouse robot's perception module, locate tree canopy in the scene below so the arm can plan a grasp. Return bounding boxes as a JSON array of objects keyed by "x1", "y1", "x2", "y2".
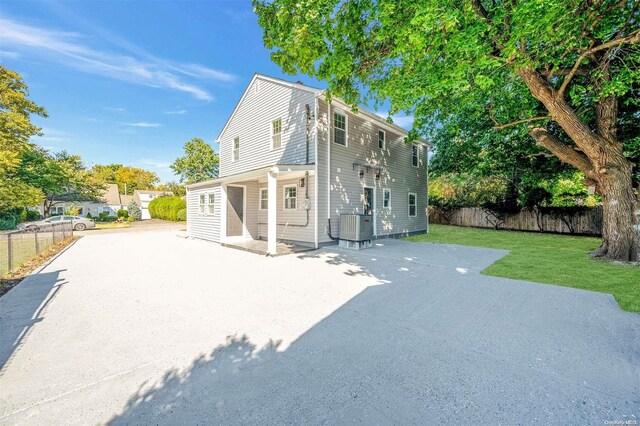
[
  {"x1": 171, "y1": 138, "x2": 219, "y2": 184},
  {"x1": 254, "y1": 0, "x2": 640, "y2": 260},
  {"x1": 90, "y1": 164, "x2": 160, "y2": 194}
]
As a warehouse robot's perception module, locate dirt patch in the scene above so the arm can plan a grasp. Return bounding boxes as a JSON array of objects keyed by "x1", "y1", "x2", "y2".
[{"x1": 0, "y1": 236, "x2": 79, "y2": 298}]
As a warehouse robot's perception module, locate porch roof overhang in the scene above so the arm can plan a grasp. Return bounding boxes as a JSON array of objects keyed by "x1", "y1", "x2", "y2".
[{"x1": 185, "y1": 164, "x2": 316, "y2": 190}]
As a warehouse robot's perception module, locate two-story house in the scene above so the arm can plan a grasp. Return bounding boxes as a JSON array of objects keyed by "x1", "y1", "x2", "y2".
[{"x1": 186, "y1": 74, "x2": 431, "y2": 255}]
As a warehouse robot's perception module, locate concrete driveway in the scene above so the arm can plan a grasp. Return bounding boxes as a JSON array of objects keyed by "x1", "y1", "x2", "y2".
[{"x1": 0, "y1": 230, "x2": 638, "y2": 425}]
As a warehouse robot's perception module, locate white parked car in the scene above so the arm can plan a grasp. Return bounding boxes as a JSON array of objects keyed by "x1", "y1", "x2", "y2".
[{"x1": 18, "y1": 215, "x2": 96, "y2": 231}]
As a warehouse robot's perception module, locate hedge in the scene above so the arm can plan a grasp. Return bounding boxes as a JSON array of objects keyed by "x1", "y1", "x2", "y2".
[{"x1": 148, "y1": 196, "x2": 186, "y2": 221}]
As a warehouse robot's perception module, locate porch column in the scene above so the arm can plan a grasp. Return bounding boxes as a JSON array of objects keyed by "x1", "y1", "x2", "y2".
[{"x1": 267, "y1": 171, "x2": 277, "y2": 255}]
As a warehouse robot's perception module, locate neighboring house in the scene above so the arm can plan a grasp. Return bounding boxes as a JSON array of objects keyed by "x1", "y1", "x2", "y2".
[
  {"x1": 185, "y1": 74, "x2": 431, "y2": 254},
  {"x1": 133, "y1": 190, "x2": 173, "y2": 220},
  {"x1": 37, "y1": 184, "x2": 129, "y2": 218}
]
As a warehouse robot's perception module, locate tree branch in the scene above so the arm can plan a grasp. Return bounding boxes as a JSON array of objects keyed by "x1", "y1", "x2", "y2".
[
  {"x1": 529, "y1": 127, "x2": 596, "y2": 179},
  {"x1": 557, "y1": 29, "x2": 640, "y2": 97},
  {"x1": 492, "y1": 115, "x2": 551, "y2": 129}
]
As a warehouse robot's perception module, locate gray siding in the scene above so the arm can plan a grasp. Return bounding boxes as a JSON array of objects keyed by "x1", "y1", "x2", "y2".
[
  {"x1": 316, "y1": 100, "x2": 428, "y2": 244},
  {"x1": 187, "y1": 185, "x2": 221, "y2": 242},
  {"x1": 218, "y1": 77, "x2": 317, "y2": 177},
  {"x1": 256, "y1": 175, "x2": 316, "y2": 245}
]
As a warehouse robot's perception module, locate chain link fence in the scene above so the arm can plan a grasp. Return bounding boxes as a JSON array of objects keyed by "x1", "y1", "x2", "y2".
[{"x1": 0, "y1": 222, "x2": 74, "y2": 277}]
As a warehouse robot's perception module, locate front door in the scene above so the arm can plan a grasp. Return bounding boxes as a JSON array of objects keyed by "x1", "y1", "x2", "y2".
[
  {"x1": 363, "y1": 187, "x2": 374, "y2": 215},
  {"x1": 226, "y1": 186, "x2": 244, "y2": 237}
]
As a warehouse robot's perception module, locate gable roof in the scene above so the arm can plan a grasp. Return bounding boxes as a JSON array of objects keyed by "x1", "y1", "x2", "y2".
[
  {"x1": 215, "y1": 73, "x2": 323, "y2": 143},
  {"x1": 214, "y1": 73, "x2": 432, "y2": 147},
  {"x1": 102, "y1": 184, "x2": 122, "y2": 205}
]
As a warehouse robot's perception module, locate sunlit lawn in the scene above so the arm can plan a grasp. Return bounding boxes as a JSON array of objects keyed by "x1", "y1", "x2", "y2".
[
  {"x1": 407, "y1": 224, "x2": 640, "y2": 312},
  {"x1": 95, "y1": 222, "x2": 130, "y2": 230}
]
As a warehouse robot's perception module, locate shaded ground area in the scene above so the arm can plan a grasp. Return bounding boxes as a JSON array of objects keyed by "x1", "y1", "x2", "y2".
[
  {"x1": 0, "y1": 231, "x2": 638, "y2": 425},
  {"x1": 408, "y1": 224, "x2": 640, "y2": 312}
]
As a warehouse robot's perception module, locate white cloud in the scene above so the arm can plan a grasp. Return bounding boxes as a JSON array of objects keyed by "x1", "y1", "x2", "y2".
[
  {"x1": 35, "y1": 127, "x2": 73, "y2": 143},
  {"x1": 164, "y1": 110, "x2": 187, "y2": 115},
  {"x1": 136, "y1": 158, "x2": 173, "y2": 171},
  {"x1": 106, "y1": 107, "x2": 127, "y2": 113},
  {"x1": 125, "y1": 122, "x2": 162, "y2": 128},
  {"x1": 0, "y1": 17, "x2": 236, "y2": 101},
  {"x1": 0, "y1": 50, "x2": 19, "y2": 59}
]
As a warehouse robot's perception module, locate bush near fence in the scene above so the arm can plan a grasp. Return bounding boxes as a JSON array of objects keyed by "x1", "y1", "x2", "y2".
[
  {"x1": 148, "y1": 196, "x2": 186, "y2": 221},
  {"x1": 429, "y1": 206, "x2": 603, "y2": 236},
  {"x1": 0, "y1": 222, "x2": 74, "y2": 277}
]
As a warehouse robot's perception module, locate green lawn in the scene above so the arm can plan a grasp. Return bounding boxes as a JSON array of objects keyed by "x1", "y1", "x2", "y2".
[{"x1": 406, "y1": 224, "x2": 640, "y2": 312}]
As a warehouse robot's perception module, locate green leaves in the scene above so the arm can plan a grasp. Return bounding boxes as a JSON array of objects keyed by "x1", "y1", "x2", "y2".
[{"x1": 171, "y1": 138, "x2": 219, "y2": 184}]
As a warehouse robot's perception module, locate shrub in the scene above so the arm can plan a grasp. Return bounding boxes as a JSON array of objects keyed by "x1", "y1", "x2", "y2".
[
  {"x1": 117, "y1": 209, "x2": 129, "y2": 219},
  {"x1": 127, "y1": 201, "x2": 142, "y2": 220},
  {"x1": 86, "y1": 212, "x2": 93, "y2": 219},
  {"x1": 148, "y1": 196, "x2": 186, "y2": 221},
  {"x1": 176, "y1": 208, "x2": 187, "y2": 221},
  {"x1": 25, "y1": 210, "x2": 41, "y2": 221},
  {"x1": 127, "y1": 216, "x2": 135, "y2": 222},
  {"x1": 0, "y1": 215, "x2": 18, "y2": 230},
  {"x1": 98, "y1": 212, "x2": 109, "y2": 221},
  {"x1": 66, "y1": 205, "x2": 81, "y2": 216}
]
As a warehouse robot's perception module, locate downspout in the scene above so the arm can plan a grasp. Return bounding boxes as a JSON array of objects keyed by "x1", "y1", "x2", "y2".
[
  {"x1": 426, "y1": 146, "x2": 430, "y2": 234},
  {"x1": 327, "y1": 100, "x2": 338, "y2": 240},
  {"x1": 305, "y1": 104, "x2": 311, "y2": 165},
  {"x1": 314, "y1": 96, "x2": 319, "y2": 248}
]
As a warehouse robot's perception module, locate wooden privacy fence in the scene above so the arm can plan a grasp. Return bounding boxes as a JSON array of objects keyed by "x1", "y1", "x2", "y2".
[{"x1": 429, "y1": 206, "x2": 603, "y2": 236}]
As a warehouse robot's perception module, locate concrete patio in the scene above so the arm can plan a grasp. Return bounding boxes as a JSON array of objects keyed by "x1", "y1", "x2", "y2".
[{"x1": 0, "y1": 229, "x2": 638, "y2": 425}]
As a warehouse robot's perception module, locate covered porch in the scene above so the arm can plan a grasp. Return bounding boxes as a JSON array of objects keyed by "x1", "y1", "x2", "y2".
[{"x1": 219, "y1": 164, "x2": 316, "y2": 256}]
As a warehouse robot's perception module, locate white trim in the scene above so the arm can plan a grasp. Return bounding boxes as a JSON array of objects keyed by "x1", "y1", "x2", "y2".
[
  {"x1": 232, "y1": 136, "x2": 240, "y2": 162},
  {"x1": 412, "y1": 144, "x2": 419, "y2": 168},
  {"x1": 283, "y1": 184, "x2": 297, "y2": 211},
  {"x1": 223, "y1": 184, "x2": 247, "y2": 241},
  {"x1": 216, "y1": 74, "x2": 322, "y2": 143},
  {"x1": 186, "y1": 164, "x2": 315, "y2": 189},
  {"x1": 271, "y1": 118, "x2": 282, "y2": 150},
  {"x1": 207, "y1": 192, "x2": 215, "y2": 215},
  {"x1": 314, "y1": 96, "x2": 319, "y2": 249},
  {"x1": 383, "y1": 188, "x2": 391, "y2": 209},
  {"x1": 378, "y1": 129, "x2": 386, "y2": 150},
  {"x1": 259, "y1": 187, "x2": 268, "y2": 210},
  {"x1": 333, "y1": 110, "x2": 348, "y2": 147},
  {"x1": 198, "y1": 193, "x2": 206, "y2": 215},
  {"x1": 408, "y1": 192, "x2": 417, "y2": 218}
]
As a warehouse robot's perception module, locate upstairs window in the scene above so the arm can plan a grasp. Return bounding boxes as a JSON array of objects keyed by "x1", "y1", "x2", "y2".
[
  {"x1": 284, "y1": 185, "x2": 297, "y2": 210},
  {"x1": 208, "y1": 193, "x2": 215, "y2": 214},
  {"x1": 233, "y1": 137, "x2": 240, "y2": 162},
  {"x1": 412, "y1": 144, "x2": 419, "y2": 167},
  {"x1": 408, "y1": 192, "x2": 417, "y2": 217},
  {"x1": 271, "y1": 119, "x2": 282, "y2": 149},
  {"x1": 383, "y1": 188, "x2": 391, "y2": 209},
  {"x1": 259, "y1": 188, "x2": 268, "y2": 210},
  {"x1": 333, "y1": 112, "x2": 347, "y2": 146},
  {"x1": 199, "y1": 194, "x2": 206, "y2": 214},
  {"x1": 378, "y1": 130, "x2": 385, "y2": 149}
]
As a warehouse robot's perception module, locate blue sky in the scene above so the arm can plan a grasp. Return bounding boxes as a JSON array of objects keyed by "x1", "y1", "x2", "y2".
[{"x1": 0, "y1": 0, "x2": 412, "y2": 183}]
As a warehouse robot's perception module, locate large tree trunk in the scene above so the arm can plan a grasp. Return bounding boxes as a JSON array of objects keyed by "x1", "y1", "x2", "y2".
[{"x1": 519, "y1": 67, "x2": 639, "y2": 261}]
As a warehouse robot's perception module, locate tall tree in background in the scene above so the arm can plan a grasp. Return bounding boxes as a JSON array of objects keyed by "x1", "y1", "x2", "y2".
[
  {"x1": 171, "y1": 138, "x2": 219, "y2": 184},
  {"x1": 90, "y1": 164, "x2": 160, "y2": 194},
  {"x1": 0, "y1": 66, "x2": 47, "y2": 212},
  {"x1": 254, "y1": 0, "x2": 640, "y2": 261}
]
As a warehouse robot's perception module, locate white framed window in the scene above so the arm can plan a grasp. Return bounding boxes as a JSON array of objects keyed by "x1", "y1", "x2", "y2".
[
  {"x1": 259, "y1": 188, "x2": 268, "y2": 210},
  {"x1": 271, "y1": 118, "x2": 282, "y2": 149},
  {"x1": 233, "y1": 137, "x2": 240, "y2": 162},
  {"x1": 383, "y1": 188, "x2": 391, "y2": 209},
  {"x1": 283, "y1": 185, "x2": 297, "y2": 210},
  {"x1": 412, "y1": 144, "x2": 419, "y2": 167},
  {"x1": 333, "y1": 112, "x2": 347, "y2": 146},
  {"x1": 378, "y1": 130, "x2": 385, "y2": 149},
  {"x1": 208, "y1": 193, "x2": 215, "y2": 214},
  {"x1": 199, "y1": 194, "x2": 206, "y2": 214},
  {"x1": 50, "y1": 206, "x2": 64, "y2": 215},
  {"x1": 408, "y1": 192, "x2": 417, "y2": 217}
]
